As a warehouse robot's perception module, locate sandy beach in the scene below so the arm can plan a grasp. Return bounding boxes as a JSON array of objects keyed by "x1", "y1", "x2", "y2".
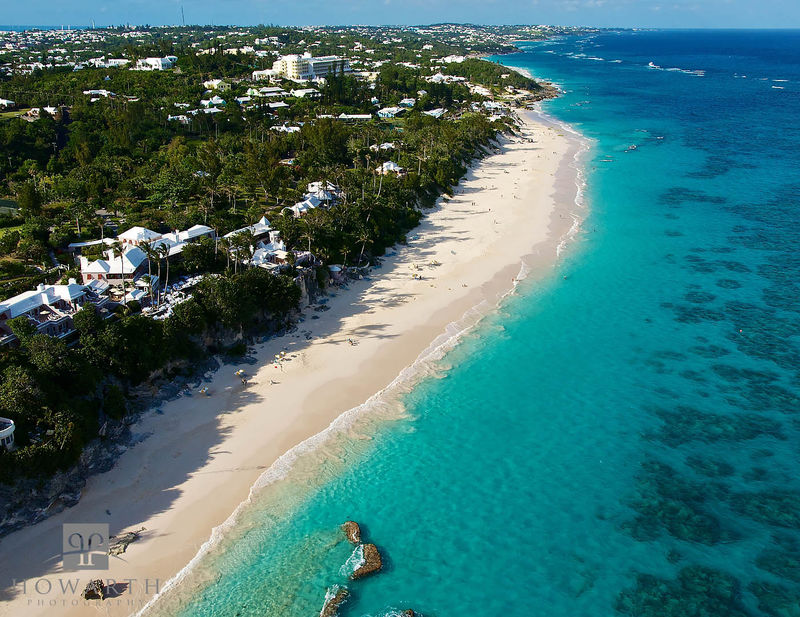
[{"x1": 0, "y1": 110, "x2": 585, "y2": 617}]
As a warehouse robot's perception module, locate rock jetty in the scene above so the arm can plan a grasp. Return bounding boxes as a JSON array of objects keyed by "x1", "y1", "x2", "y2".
[
  {"x1": 351, "y1": 543, "x2": 382, "y2": 580},
  {"x1": 319, "y1": 585, "x2": 349, "y2": 617},
  {"x1": 342, "y1": 521, "x2": 361, "y2": 544},
  {"x1": 82, "y1": 579, "x2": 106, "y2": 600}
]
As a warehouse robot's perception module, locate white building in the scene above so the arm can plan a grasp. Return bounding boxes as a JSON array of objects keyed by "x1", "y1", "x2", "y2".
[
  {"x1": 224, "y1": 216, "x2": 272, "y2": 241},
  {"x1": 79, "y1": 246, "x2": 149, "y2": 287},
  {"x1": 0, "y1": 418, "x2": 14, "y2": 450},
  {"x1": 271, "y1": 53, "x2": 351, "y2": 81},
  {"x1": 289, "y1": 88, "x2": 320, "y2": 99},
  {"x1": 377, "y1": 106, "x2": 403, "y2": 118},
  {"x1": 203, "y1": 78, "x2": 230, "y2": 91},
  {"x1": 252, "y1": 68, "x2": 280, "y2": 81},
  {"x1": 377, "y1": 161, "x2": 405, "y2": 175},
  {"x1": 133, "y1": 56, "x2": 177, "y2": 71},
  {"x1": 0, "y1": 280, "x2": 109, "y2": 341},
  {"x1": 118, "y1": 226, "x2": 162, "y2": 248}
]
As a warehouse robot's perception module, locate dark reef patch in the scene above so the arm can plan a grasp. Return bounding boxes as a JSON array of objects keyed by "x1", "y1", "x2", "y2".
[
  {"x1": 685, "y1": 455, "x2": 735, "y2": 478},
  {"x1": 616, "y1": 566, "x2": 751, "y2": 617},
  {"x1": 658, "y1": 187, "x2": 728, "y2": 206},
  {"x1": 625, "y1": 460, "x2": 728, "y2": 545},
  {"x1": 729, "y1": 491, "x2": 800, "y2": 529},
  {"x1": 749, "y1": 581, "x2": 800, "y2": 617},
  {"x1": 755, "y1": 534, "x2": 800, "y2": 583},
  {"x1": 649, "y1": 404, "x2": 784, "y2": 447}
]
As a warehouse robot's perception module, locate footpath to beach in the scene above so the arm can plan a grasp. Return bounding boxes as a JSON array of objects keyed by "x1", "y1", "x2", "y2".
[{"x1": 0, "y1": 110, "x2": 583, "y2": 617}]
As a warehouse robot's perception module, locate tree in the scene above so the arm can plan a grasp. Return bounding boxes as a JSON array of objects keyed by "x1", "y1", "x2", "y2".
[
  {"x1": 0, "y1": 365, "x2": 45, "y2": 429},
  {"x1": 182, "y1": 236, "x2": 217, "y2": 273},
  {"x1": 7, "y1": 316, "x2": 37, "y2": 344},
  {"x1": 16, "y1": 181, "x2": 42, "y2": 218},
  {"x1": 157, "y1": 244, "x2": 171, "y2": 297},
  {"x1": 111, "y1": 240, "x2": 128, "y2": 306},
  {"x1": 139, "y1": 240, "x2": 159, "y2": 303}
]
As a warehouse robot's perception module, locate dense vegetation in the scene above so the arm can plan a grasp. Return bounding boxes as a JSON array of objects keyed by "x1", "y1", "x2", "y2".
[
  {"x1": 0, "y1": 268, "x2": 300, "y2": 479},
  {"x1": 0, "y1": 26, "x2": 526, "y2": 486}
]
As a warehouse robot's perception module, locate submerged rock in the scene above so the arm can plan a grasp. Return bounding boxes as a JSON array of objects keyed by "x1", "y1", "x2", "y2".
[
  {"x1": 82, "y1": 579, "x2": 106, "y2": 600},
  {"x1": 351, "y1": 543, "x2": 382, "y2": 580},
  {"x1": 342, "y1": 521, "x2": 361, "y2": 544},
  {"x1": 319, "y1": 585, "x2": 349, "y2": 617}
]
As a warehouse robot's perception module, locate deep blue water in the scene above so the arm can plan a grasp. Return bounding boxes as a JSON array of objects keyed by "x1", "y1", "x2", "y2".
[{"x1": 159, "y1": 30, "x2": 800, "y2": 617}]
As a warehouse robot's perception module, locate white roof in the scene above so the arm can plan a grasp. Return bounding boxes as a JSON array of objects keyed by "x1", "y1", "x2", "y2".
[
  {"x1": 86, "y1": 279, "x2": 110, "y2": 293},
  {"x1": 0, "y1": 283, "x2": 88, "y2": 319},
  {"x1": 82, "y1": 246, "x2": 148, "y2": 275},
  {"x1": 377, "y1": 106, "x2": 402, "y2": 117},
  {"x1": 224, "y1": 216, "x2": 271, "y2": 239},
  {"x1": 307, "y1": 181, "x2": 339, "y2": 193},
  {"x1": 118, "y1": 226, "x2": 161, "y2": 243},
  {"x1": 184, "y1": 224, "x2": 214, "y2": 240},
  {"x1": 379, "y1": 161, "x2": 403, "y2": 173}
]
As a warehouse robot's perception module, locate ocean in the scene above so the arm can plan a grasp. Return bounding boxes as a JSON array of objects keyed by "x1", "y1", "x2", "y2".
[{"x1": 147, "y1": 30, "x2": 800, "y2": 617}]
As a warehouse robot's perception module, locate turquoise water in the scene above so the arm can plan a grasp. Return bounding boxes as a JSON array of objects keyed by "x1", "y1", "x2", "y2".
[{"x1": 163, "y1": 31, "x2": 800, "y2": 617}]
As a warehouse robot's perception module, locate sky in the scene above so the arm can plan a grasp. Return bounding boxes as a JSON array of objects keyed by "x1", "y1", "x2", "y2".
[{"x1": 3, "y1": 0, "x2": 799, "y2": 29}]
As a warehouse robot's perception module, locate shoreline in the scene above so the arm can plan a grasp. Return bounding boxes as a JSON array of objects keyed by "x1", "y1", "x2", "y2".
[{"x1": 0, "y1": 109, "x2": 589, "y2": 617}]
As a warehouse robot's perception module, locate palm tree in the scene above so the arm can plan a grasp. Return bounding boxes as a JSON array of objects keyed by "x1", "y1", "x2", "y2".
[
  {"x1": 157, "y1": 244, "x2": 170, "y2": 301},
  {"x1": 140, "y1": 241, "x2": 160, "y2": 305},
  {"x1": 238, "y1": 229, "x2": 256, "y2": 268},
  {"x1": 357, "y1": 227, "x2": 371, "y2": 267},
  {"x1": 111, "y1": 240, "x2": 127, "y2": 307},
  {"x1": 140, "y1": 274, "x2": 154, "y2": 306},
  {"x1": 218, "y1": 236, "x2": 231, "y2": 270}
]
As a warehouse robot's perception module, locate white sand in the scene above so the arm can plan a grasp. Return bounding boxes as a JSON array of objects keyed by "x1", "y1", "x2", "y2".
[{"x1": 0, "y1": 111, "x2": 584, "y2": 616}]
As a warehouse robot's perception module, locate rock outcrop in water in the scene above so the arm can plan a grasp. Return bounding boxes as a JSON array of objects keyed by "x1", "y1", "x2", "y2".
[
  {"x1": 319, "y1": 585, "x2": 349, "y2": 617},
  {"x1": 342, "y1": 520, "x2": 361, "y2": 544},
  {"x1": 351, "y1": 543, "x2": 382, "y2": 580},
  {"x1": 82, "y1": 579, "x2": 106, "y2": 600}
]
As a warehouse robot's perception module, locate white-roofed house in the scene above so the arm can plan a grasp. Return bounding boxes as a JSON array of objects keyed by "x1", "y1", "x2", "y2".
[
  {"x1": 377, "y1": 161, "x2": 405, "y2": 176},
  {"x1": 0, "y1": 279, "x2": 109, "y2": 343},
  {"x1": 423, "y1": 108, "x2": 446, "y2": 119},
  {"x1": 203, "y1": 78, "x2": 230, "y2": 91},
  {"x1": 377, "y1": 106, "x2": 403, "y2": 119},
  {"x1": 223, "y1": 216, "x2": 272, "y2": 241},
  {"x1": 117, "y1": 226, "x2": 162, "y2": 248},
  {"x1": 79, "y1": 246, "x2": 149, "y2": 287}
]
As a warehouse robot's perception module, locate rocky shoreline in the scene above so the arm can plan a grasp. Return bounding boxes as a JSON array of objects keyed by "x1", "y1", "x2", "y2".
[{"x1": 318, "y1": 521, "x2": 414, "y2": 617}]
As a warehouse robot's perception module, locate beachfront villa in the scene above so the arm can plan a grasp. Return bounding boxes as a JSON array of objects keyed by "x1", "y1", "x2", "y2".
[
  {"x1": 248, "y1": 231, "x2": 289, "y2": 270},
  {"x1": 0, "y1": 279, "x2": 110, "y2": 343},
  {"x1": 0, "y1": 417, "x2": 14, "y2": 450},
  {"x1": 78, "y1": 224, "x2": 216, "y2": 285},
  {"x1": 79, "y1": 246, "x2": 149, "y2": 287},
  {"x1": 283, "y1": 182, "x2": 340, "y2": 218}
]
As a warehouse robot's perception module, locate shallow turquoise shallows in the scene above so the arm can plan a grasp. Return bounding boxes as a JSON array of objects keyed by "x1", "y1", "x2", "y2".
[{"x1": 168, "y1": 30, "x2": 800, "y2": 617}]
